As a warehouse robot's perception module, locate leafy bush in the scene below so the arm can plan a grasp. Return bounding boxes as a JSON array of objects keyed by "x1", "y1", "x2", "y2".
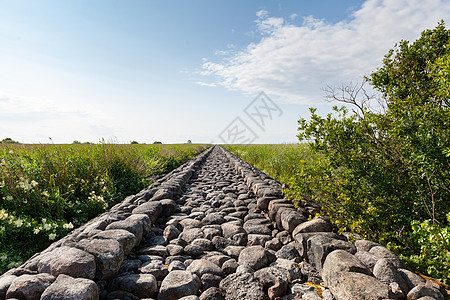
[{"x1": 286, "y1": 22, "x2": 449, "y2": 282}]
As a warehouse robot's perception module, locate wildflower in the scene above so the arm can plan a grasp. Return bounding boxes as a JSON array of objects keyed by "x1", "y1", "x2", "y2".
[
  {"x1": 8, "y1": 150, "x2": 14, "y2": 154},
  {"x1": 63, "y1": 222, "x2": 74, "y2": 230},
  {"x1": 43, "y1": 223, "x2": 51, "y2": 231},
  {"x1": 5, "y1": 195, "x2": 13, "y2": 201},
  {"x1": 42, "y1": 218, "x2": 47, "y2": 223},
  {"x1": 30, "y1": 180, "x2": 38, "y2": 188},
  {"x1": 33, "y1": 228, "x2": 40, "y2": 234},
  {"x1": 0, "y1": 209, "x2": 8, "y2": 220},
  {"x1": 14, "y1": 218, "x2": 23, "y2": 227},
  {"x1": 48, "y1": 233, "x2": 56, "y2": 240},
  {"x1": 42, "y1": 191, "x2": 49, "y2": 197},
  {"x1": 0, "y1": 180, "x2": 4, "y2": 187}
]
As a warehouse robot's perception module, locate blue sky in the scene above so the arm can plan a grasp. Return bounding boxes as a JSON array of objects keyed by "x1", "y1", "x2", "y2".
[{"x1": 1, "y1": 0, "x2": 449, "y2": 144}]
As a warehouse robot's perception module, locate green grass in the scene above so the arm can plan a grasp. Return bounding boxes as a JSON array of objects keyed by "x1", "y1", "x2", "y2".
[
  {"x1": 0, "y1": 143, "x2": 210, "y2": 273},
  {"x1": 223, "y1": 143, "x2": 316, "y2": 184}
]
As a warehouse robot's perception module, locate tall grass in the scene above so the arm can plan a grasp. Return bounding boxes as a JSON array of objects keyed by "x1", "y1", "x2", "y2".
[
  {"x1": 223, "y1": 143, "x2": 316, "y2": 184},
  {"x1": 0, "y1": 143, "x2": 209, "y2": 273}
]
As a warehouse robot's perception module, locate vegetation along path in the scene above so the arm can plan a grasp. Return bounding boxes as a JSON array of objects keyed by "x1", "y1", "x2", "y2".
[{"x1": 0, "y1": 146, "x2": 446, "y2": 299}]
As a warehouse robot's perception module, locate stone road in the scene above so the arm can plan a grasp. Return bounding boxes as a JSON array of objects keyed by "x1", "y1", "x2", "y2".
[{"x1": 0, "y1": 146, "x2": 444, "y2": 300}]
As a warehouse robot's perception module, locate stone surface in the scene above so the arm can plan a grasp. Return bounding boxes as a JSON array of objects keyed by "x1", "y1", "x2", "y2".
[
  {"x1": 6, "y1": 273, "x2": 55, "y2": 300},
  {"x1": 157, "y1": 270, "x2": 201, "y2": 300},
  {"x1": 77, "y1": 238, "x2": 124, "y2": 280},
  {"x1": 292, "y1": 217, "x2": 332, "y2": 235},
  {"x1": 307, "y1": 235, "x2": 356, "y2": 271},
  {"x1": 407, "y1": 284, "x2": 444, "y2": 300},
  {"x1": 40, "y1": 274, "x2": 98, "y2": 300},
  {"x1": 92, "y1": 229, "x2": 137, "y2": 255},
  {"x1": 238, "y1": 245, "x2": 274, "y2": 271},
  {"x1": 37, "y1": 246, "x2": 96, "y2": 279},
  {"x1": 186, "y1": 259, "x2": 224, "y2": 277},
  {"x1": 108, "y1": 274, "x2": 158, "y2": 298},
  {"x1": 322, "y1": 249, "x2": 371, "y2": 289},
  {"x1": 329, "y1": 272, "x2": 392, "y2": 300},
  {"x1": 220, "y1": 272, "x2": 265, "y2": 300},
  {"x1": 373, "y1": 258, "x2": 409, "y2": 294},
  {"x1": 0, "y1": 275, "x2": 16, "y2": 300}
]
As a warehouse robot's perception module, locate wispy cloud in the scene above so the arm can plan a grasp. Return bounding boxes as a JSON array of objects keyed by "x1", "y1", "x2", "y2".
[
  {"x1": 200, "y1": 0, "x2": 450, "y2": 104},
  {"x1": 195, "y1": 81, "x2": 217, "y2": 87}
]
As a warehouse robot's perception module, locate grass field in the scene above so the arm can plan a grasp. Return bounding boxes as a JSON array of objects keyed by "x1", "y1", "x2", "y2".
[
  {"x1": 0, "y1": 142, "x2": 210, "y2": 273},
  {"x1": 223, "y1": 143, "x2": 316, "y2": 184}
]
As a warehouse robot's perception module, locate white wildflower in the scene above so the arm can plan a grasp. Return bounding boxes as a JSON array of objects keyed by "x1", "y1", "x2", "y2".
[
  {"x1": 33, "y1": 228, "x2": 40, "y2": 234},
  {"x1": 14, "y1": 218, "x2": 23, "y2": 227},
  {"x1": 63, "y1": 222, "x2": 74, "y2": 230},
  {"x1": 43, "y1": 223, "x2": 51, "y2": 231},
  {"x1": 48, "y1": 233, "x2": 56, "y2": 240},
  {"x1": 30, "y1": 180, "x2": 38, "y2": 188}
]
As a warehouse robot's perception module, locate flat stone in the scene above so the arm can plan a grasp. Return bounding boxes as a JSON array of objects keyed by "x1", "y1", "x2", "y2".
[
  {"x1": 306, "y1": 235, "x2": 356, "y2": 271},
  {"x1": 270, "y1": 258, "x2": 303, "y2": 282},
  {"x1": 108, "y1": 274, "x2": 158, "y2": 298},
  {"x1": 248, "y1": 234, "x2": 272, "y2": 246},
  {"x1": 40, "y1": 274, "x2": 98, "y2": 300},
  {"x1": 93, "y1": 229, "x2": 137, "y2": 255},
  {"x1": 179, "y1": 228, "x2": 204, "y2": 243},
  {"x1": 243, "y1": 223, "x2": 272, "y2": 235},
  {"x1": 221, "y1": 223, "x2": 246, "y2": 239},
  {"x1": 202, "y1": 213, "x2": 226, "y2": 225},
  {"x1": 105, "y1": 214, "x2": 147, "y2": 244},
  {"x1": 139, "y1": 260, "x2": 169, "y2": 280},
  {"x1": 37, "y1": 246, "x2": 96, "y2": 279},
  {"x1": 212, "y1": 236, "x2": 233, "y2": 251},
  {"x1": 132, "y1": 201, "x2": 162, "y2": 223},
  {"x1": 222, "y1": 259, "x2": 239, "y2": 275},
  {"x1": 187, "y1": 259, "x2": 224, "y2": 277},
  {"x1": 139, "y1": 245, "x2": 168, "y2": 259},
  {"x1": 179, "y1": 218, "x2": 203, "y2": 229},
  {"x1": 6, "y1": 273, "x2": 55, "y2": 300},
  {"x1": 329, "y1": 272, "x2": 392, "y2": 300},
  {"x1": 238, "y1": 245, "x2": 275, "y2": 271},
  {"x1": 292, "y1": 217, "x2": 333, "y2": 235},
  {"x1": 157, "y1": 270, "x2": 201, "y2": 300},
  {"x1": 219, "y1": 271, "x2": 265, "y2": 300}
]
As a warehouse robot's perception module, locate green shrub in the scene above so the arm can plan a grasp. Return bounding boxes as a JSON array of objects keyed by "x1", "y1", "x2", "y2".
[{"x1": 287, "y1": 22, "x2": 450, "y2": 283}]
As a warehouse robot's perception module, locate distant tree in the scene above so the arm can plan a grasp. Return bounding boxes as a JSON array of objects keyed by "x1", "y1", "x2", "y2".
[
  {"x1": 153, "y1": 141, "x2": 162, "y2": 144},
  {"x1": 72, "y1": 140, "x2": 81, "y2": 144},
  {"x1": 1, "y1": 138, "x2": 19, "y2": 144},
  {"x1": 130, "y1": 141, "x2": 139, "y2": 144},
  {"x1": 187, "y1": 140, "x2": 192, "y2": 144}
]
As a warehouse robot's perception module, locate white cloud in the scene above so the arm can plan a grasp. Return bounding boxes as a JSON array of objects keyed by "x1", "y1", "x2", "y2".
[{"x1": 201, "y1": 0, "x2": 450, "y2": 104}]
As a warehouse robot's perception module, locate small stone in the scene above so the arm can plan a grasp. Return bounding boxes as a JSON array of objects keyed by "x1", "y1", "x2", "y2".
[
  {"x1": 180, "y1": 228, "x2": 205, "y2": 243},
  {"x1": 369, "y1": 246, "x2": 405, "y2": 268},
  {"x1": 168, "y1": 260, "x2": 186, "y2": 272},
  {"x1": 201, "y1": 273, "x2": 222, "y2": 290},
  {"x1": 157, "y1": 270, "x2": 201, "y2": 300},
  {"x1": 163, "y1": 225, "x2": 180, "y2": 241},
  {"x1": 199, "y1": 287, "x2": 224, "y2": 300},
  {"x1": 92, "y1": 229, "x2": 137, "y2": 255},
  {"x1": 222, "y1": 259, "x2": 239, "y2": 275},
  {"x1": 167, "y1": 244, "x2": 184, "y2": 256},
  {"x1": 138, "y1": 260, "x2": 169, "y2": 280},
  {"x1": 266, "y1": 238, "x2": 283, "y2": 251},
  {"x1": 373, "y1": 258, "x2": 409, "y2": 294},
  {"x1": 108, "y1": 274, "x2": 158, "y2": 298},
  {"x1": 276, "y1": 243, "x2": 300, "y2": 260},
  {"x1": 186, "y1": 259, "x2": 224, "y2": 278}
]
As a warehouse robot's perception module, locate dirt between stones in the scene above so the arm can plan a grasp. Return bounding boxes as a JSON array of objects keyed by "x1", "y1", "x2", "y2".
[{"x1": 0, "y1": 145, "x2": 444, "y2": 300}]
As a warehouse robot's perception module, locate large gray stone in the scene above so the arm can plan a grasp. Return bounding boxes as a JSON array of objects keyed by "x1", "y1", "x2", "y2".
[
  {"x1": 105, "y1": 214, "x2": 148, "y2": 244},
  {"x1": 292, "y1": 217, "x2": 333, "y2": 235},
  {"x1": 77, "y1": 238, "x2": 124, "y2": 281},
  {"x1": 92, "y1": 229, "x2": 137, "y2": 255},
  {"x1": 369, "y1": 246, "x2": 404, "y2": 268},
  {"x1": 221, "y1": 223, "x2": 246, "y2": 239},
  {"x1": 322, "y1": 250, "x2": 371, "y2": 289},
  {"x1": 280, "y1": 210, "x2": 306, "y2": 232},
  {"x1": 37, "y1": 246, "x2": 96, "y2": 279},
  {"x1": 186, "y1": 259, "x2": 224, "y2": 277},
  {"x1": 238, "y1": 245, "x2": 275, "y2": 271},
  {"x1": 407, "y1": 285, "x2": 444, "y2": 300},
  {"x1": 0, "y1": 275, "x2": 16, "y2": 300},
  {"x1": 139, "y1": 260, "x2": 169, "y2": 280},
  {"x1": 157, "y1": 270, "x2": 201, "y2": 300},
  {"x1": 254, "y1": 266, "x2": 290, "y2": 297},
  {"x1": 132, "y1": 201, "x2": 162, "y2": 223},
  {"x1": 373, "y1": 258, "x2": 409, "y2": 295},
  {"x1": 398, "y1": 268, "x2": 426, "y2": 290},
  {"x1": 180, "y1": 228, "x2": 205, "y2": 243},
  {"x1": 40, "y1": 274, "x2": 98, "y2": 300},
  {"x1": 6, "y1": 273, "x2": 55, "y2": 300},
  {"x1": 219, "y1": 272, "x2": 265, "y2": 300},
  {"x1": 306, "y1": 235, "x2": 356, "y2": 271},
  {"x1": 329, "y1": 272, "x2": 392, "y2": 300}
]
